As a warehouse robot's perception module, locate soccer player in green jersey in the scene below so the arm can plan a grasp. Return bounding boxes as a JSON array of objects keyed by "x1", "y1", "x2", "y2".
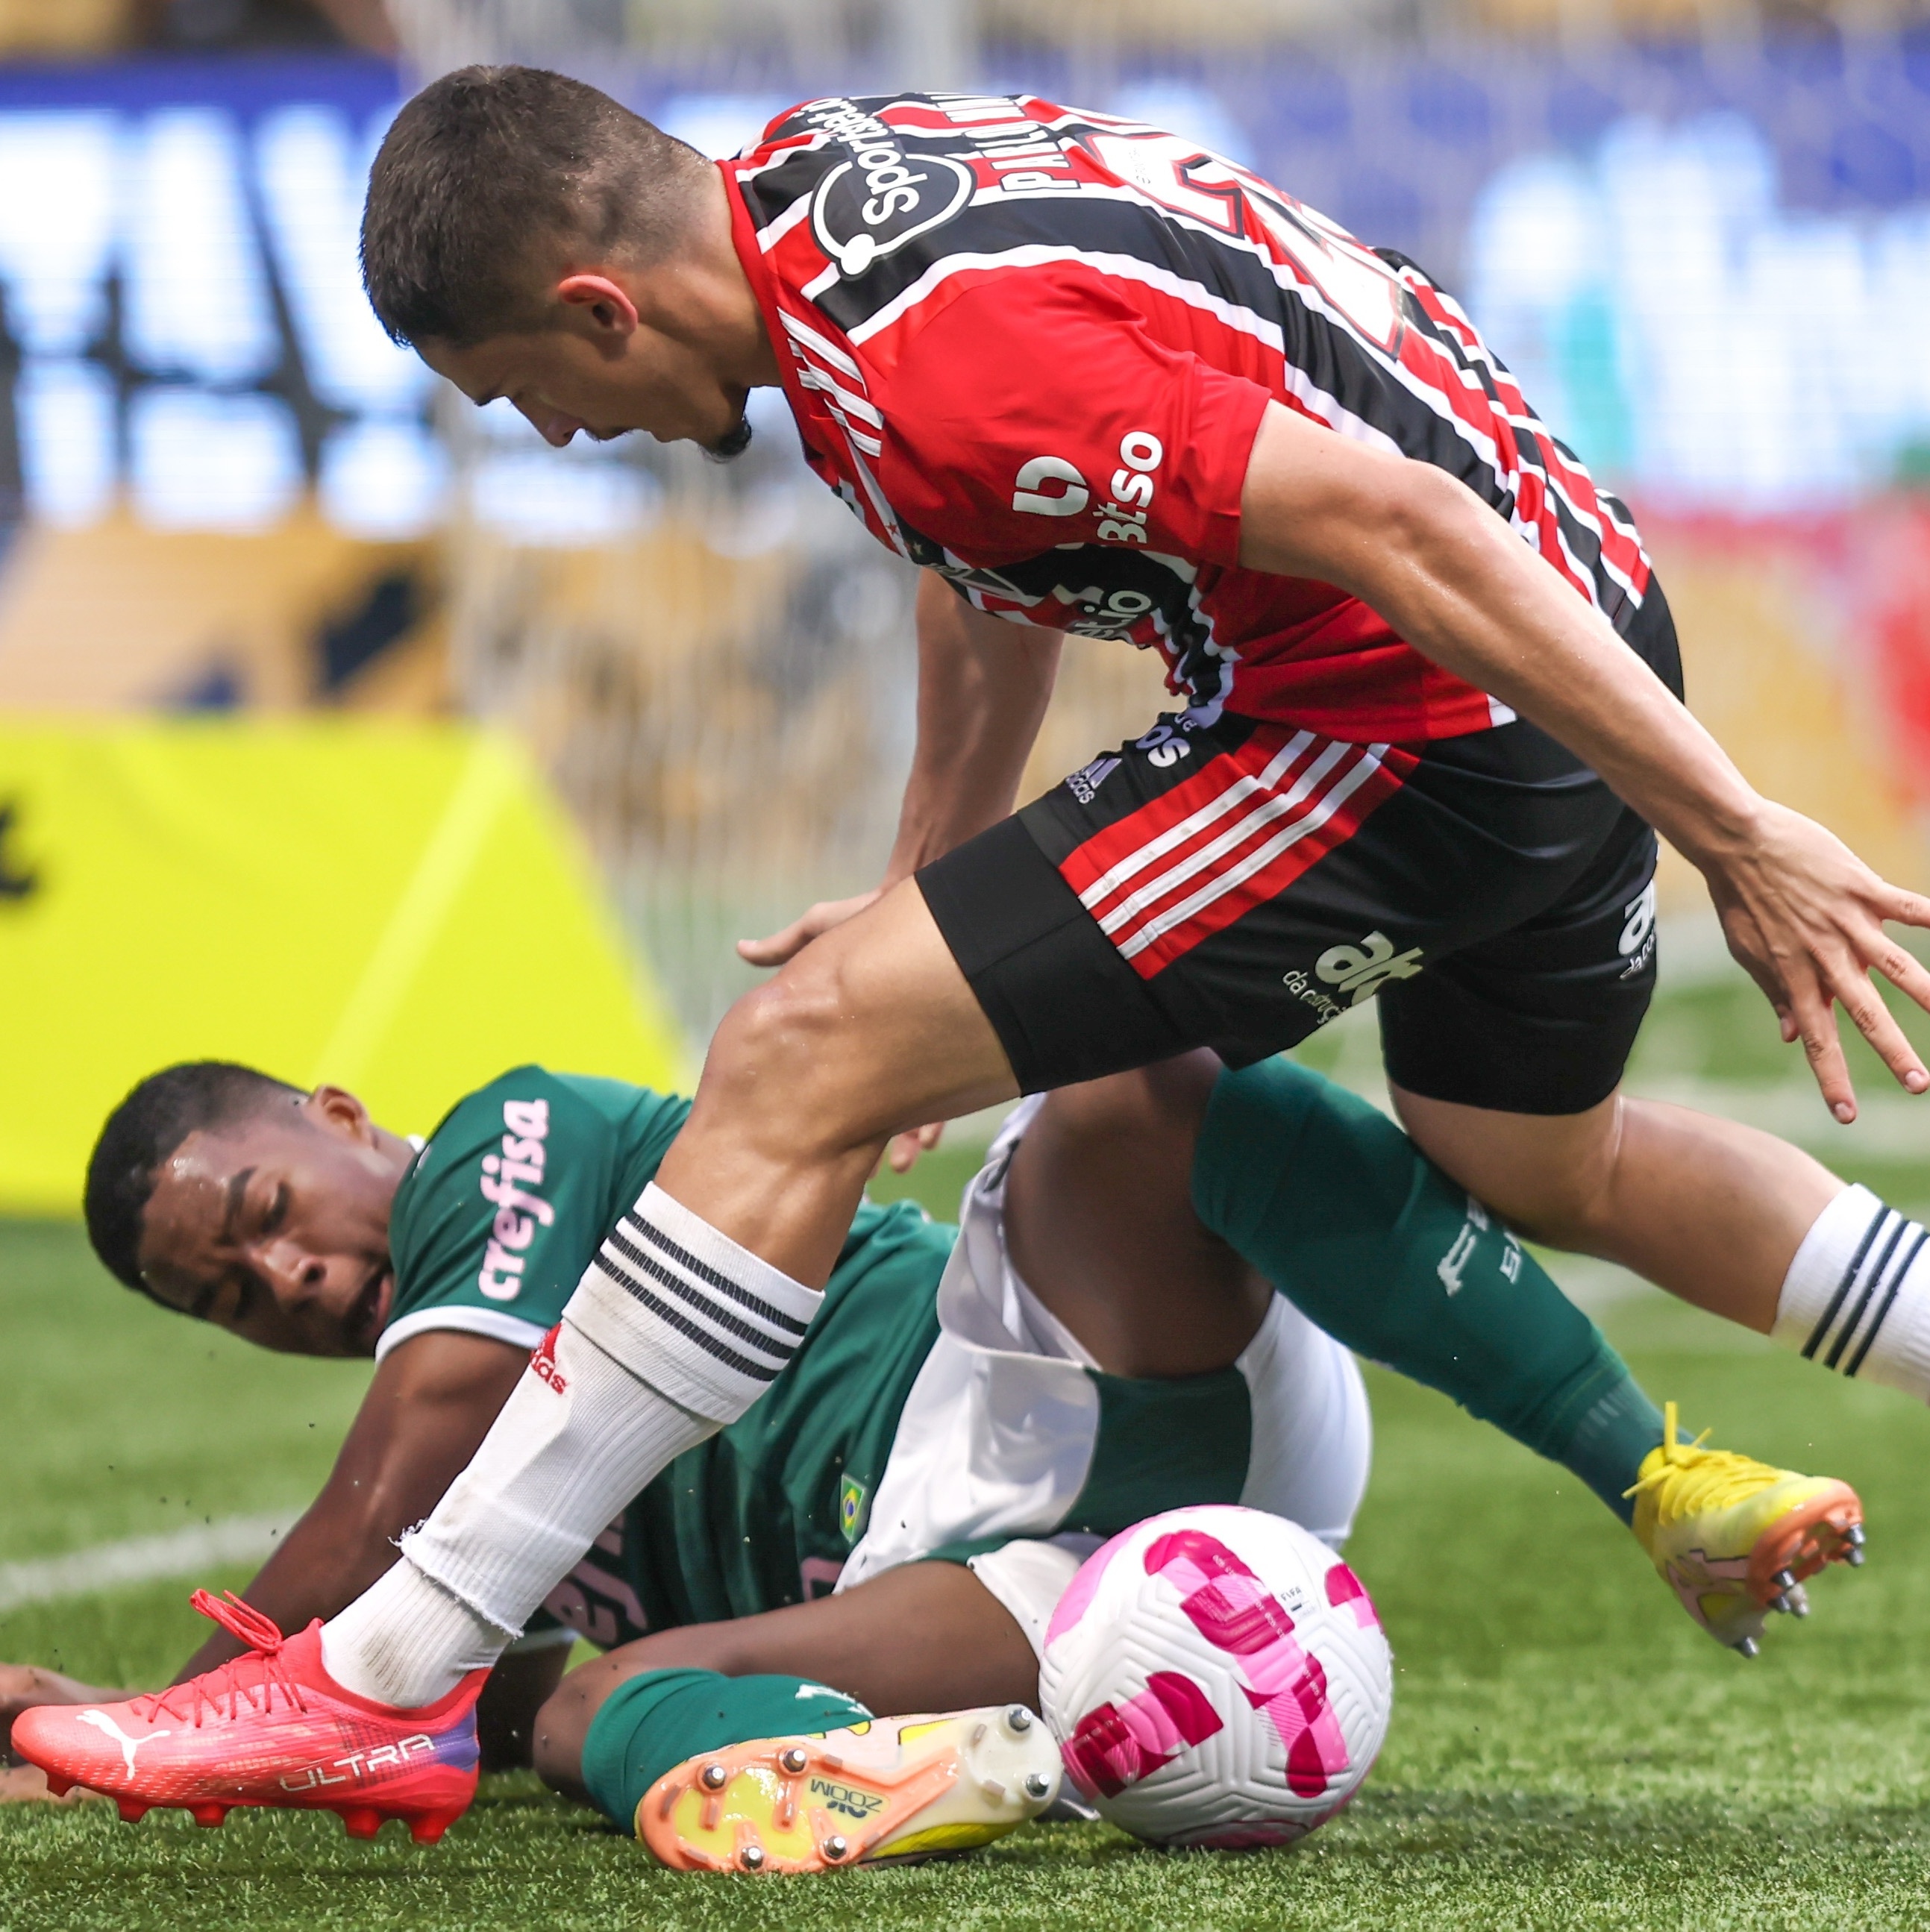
[{"x1": 10, "y1": 1055, "x2": 1860, "y2": 1868}]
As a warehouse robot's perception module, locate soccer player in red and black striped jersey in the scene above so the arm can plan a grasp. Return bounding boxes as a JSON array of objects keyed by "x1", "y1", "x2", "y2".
[{"x1": 56, "y1": 68, "x2": 1929, "y2": 1767}]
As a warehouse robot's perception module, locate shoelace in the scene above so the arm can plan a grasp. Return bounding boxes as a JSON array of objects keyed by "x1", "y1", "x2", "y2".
[
  {"x1": 1623, "y1": 1400, "x2": 1788, "y2": 1525},
  {"x1": 128, "y1": 1590, "x2": 310, "y2": 1729}
]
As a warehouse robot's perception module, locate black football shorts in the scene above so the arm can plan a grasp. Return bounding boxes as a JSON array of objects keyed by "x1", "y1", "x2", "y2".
[{"x1": 917, "y1": 586, "x2": 1682, "y2": 1116}]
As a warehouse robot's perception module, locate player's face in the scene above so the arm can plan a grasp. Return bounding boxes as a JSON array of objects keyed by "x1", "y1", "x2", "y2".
[
  {"x1": 135, "y1": 1089, "x2": 413, "y2": 1359},
  {"x1": 420, "y1": 324, "x2": 753, "y2": 459}
]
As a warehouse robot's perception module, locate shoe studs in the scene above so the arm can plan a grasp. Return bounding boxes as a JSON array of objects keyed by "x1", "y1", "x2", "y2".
[
  {"x1": 700, "y1": 1763, "x2": 729, "y2": 1792},
  {"x1": 740, "y1": 1844, "x2": 765, "y2": 1871},
  {"x1": 1024, "y1": 1772, "x2": 1053, "y2": 1801},
  {"x1": 1003, "y1": 1706, "x2": 1033, "y2": 1734},
  {"x1": 778, "y1": 1746, "x2": 808, "y2": 1775},
  {"x1": 822, "y1": 1834, "x2": 848, "y2": 1861},
  {"x1": 1773, "y1": 1568, "x2": 1796, "y2": 1592},
  {"x1": 341, "y1": 1807, "x2": 382, "y2": 1840},
  {"x1": 1732, "y1": 1636, "x2": 1760, "y2": 1659},
  {"x1": 116, "y1": 1798, "x2": 148, "y2": 1825},
  {"x1": 191, "y1": 1803, "x2": 228, "y2": 1829}
]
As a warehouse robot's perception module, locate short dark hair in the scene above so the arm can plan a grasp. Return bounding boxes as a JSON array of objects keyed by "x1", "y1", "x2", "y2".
[
  {"x1": 84, "y1": 1062, "x2": 302, "y2": 1295},
  {"x1": 361, "y1": 65, "x2": 711, "y2": 348}
]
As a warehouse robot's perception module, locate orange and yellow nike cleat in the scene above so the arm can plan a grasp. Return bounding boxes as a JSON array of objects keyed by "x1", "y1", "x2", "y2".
[
  {"x1": 639, "y1": 1704, "x2": 1062, "y2": 1875},
  {"x1": 11, "y1": 1590, "x2": 485, "y2": 1842},
  {"x1": 1628, "y1": 1402, "x2": 1865, "y2": 1656}
]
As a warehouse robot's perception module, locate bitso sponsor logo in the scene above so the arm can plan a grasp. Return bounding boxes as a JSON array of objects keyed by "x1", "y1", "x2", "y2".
[
  {"x1": 1012, "y1": 455, "x2": 1090, "y2": 517},
  {"x1": 477, "y1": 1097, "x2": 553, "y2": 1302},
  {"x1": 806, "y1": 100, "x2": 975, "y2": 277},
  {"x1": 1097, "y1": 430, "x2": 1163, "y2": 545}
]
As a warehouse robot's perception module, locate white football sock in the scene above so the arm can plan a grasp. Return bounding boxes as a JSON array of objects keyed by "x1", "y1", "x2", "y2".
[
  {"x1": 1773, "y1": 1184, "x2": 1930, "y2": 1399},
  {"x1": 321, "y1": 1184, "x2": 822, "y2": 1707},
  {"x1": 319, "y1": 1556, "x2": 503, "y2": 1707}
]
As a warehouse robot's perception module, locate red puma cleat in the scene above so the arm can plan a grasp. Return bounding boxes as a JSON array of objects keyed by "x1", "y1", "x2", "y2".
[{"x1": 11, "y1": 1590, "x2": 484, "y2": 1844}]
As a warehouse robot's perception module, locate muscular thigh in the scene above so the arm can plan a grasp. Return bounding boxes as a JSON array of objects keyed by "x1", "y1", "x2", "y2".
[{"x1": 1003, "y1": 1054, "x2": 1273, "y2": 1379}]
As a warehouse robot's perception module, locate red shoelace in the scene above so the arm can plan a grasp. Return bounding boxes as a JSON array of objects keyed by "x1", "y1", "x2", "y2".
[{"x1": 129, "y1": 1590, "x2": 311, "y2": 1728}]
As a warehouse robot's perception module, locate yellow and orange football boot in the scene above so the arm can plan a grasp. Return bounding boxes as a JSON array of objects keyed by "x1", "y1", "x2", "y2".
[
  {"x1": 1629, "y1": 1402, "x2": 1865, "y2": 1655},
  {"x1": 638, "y1": 1704, "x2": 1062, "y2": 1875}
]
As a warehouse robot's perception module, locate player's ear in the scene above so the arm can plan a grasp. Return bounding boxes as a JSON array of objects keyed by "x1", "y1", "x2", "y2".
[
  {"x1": 556, "y1": 272, "x2": 639, "y2": 338},
  {"x1": 306, "y1": 1085, "x2": 376, "y2": 1144}
]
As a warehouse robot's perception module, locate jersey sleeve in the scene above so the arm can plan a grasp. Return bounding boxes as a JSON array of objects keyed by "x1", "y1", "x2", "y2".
[
  {"x1": 871, "y1": 276, "x2": 1271, "y2": 570},
  {"x1": 378, "y1": 1068, "x2": 629, "y2": 1363}
]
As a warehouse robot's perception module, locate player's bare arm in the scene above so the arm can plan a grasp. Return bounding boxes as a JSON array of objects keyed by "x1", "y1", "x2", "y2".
[
  {"x1": 172, "y1": 1332, "x2": 530, "y2": 1678},
  {"x1": 1238, "y1": 401, "x2": 1930, "y2": 1120}
]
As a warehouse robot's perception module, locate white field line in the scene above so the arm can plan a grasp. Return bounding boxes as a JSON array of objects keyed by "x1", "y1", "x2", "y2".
[{"x1": 0, "y1": 1514, "x2": 291, "y2": 1614}]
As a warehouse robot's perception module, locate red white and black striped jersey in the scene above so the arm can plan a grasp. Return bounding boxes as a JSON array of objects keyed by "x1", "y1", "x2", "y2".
[{"x1": 723, "y1": 91, "x2": 1652, "y2": 744}]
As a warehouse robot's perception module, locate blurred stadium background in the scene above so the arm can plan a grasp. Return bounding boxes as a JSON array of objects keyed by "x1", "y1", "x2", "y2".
[
  {"x1": 4, "y1": 10, "x2": 1930, "y2": 1922},
  {"x1": 0, "y1": 0, "x2": 1926, "y2": 1196}
]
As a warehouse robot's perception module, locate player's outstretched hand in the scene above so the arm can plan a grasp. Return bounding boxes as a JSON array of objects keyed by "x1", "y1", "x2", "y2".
[
  {"x1": 1701, "y1": 798, "x2": 1930, "y2": 1123},
  {"x1": 884, "y1": 1120, "x2": 946, "y2": 1174},
  {"x1": 736, "y1": 889, "x2": 883, "y2": 969}
]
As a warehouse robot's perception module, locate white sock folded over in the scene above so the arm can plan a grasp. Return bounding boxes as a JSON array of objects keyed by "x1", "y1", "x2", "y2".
[
  {"x1": 321, "y1": 1185, "x2": 822, "y2": 1707},
  {"x1": 1773, "y1": 1183, "x2": 1930, "y2": 1399}
]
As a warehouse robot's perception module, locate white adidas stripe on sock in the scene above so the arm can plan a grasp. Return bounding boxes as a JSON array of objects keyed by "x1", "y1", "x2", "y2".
[{"x1": 565, "y1": 1182, "x2": 823, "y2": 1423}]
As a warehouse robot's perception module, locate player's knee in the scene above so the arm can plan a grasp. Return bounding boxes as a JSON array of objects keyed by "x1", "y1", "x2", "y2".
[
  {"x1": 701, "y1": 951, "x2": 875, "y2": 1152},
  {"x1": 530, "y1": 1677, "x2": 591, "y2": 1796}
]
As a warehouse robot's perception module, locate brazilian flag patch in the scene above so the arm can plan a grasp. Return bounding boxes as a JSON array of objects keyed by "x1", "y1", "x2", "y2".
[{"x1": 839, "y1": 1475, "x2": 869, "y2": 1545}]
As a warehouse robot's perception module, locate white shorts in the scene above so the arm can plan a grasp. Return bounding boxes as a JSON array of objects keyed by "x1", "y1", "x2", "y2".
[{"x1": 841, "y1": 1098, "x2": 1373, "y2": 1655}]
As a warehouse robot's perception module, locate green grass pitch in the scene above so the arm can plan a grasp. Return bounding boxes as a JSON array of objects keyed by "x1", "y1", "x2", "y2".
[{"x1": 5, "y1": 971, "x2": 1929, "y2": 1929}]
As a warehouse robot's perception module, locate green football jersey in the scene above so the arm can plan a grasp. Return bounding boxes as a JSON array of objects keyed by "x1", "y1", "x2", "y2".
[
  {"x1": 381, "y1": 1067, "x2": 1292, "y2": 1657},
  {"x1": 383, "y1": 1066, "x2": 692, "y2": 1361},
  {"x1": 379, "y1": 1065, "x2": 952, "y2": 1640}
]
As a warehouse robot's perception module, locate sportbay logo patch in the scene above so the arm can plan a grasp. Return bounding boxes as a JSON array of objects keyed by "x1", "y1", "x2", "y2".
[{"x1": 805, "y1": 100, "x2": 974, "y2": 277}]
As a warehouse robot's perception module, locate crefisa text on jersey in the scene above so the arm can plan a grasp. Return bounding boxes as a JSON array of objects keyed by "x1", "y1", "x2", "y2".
[{"x1": 477, "y1": 1098, "x2": 553, "y2": 1302}]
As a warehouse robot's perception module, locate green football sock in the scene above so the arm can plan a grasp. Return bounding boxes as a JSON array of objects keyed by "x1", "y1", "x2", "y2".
[
  {"x1": 580, "y1": 1668, "x2": 872, "y2": 1833},
  {"x1": 1193, "y1": 1058, "x2": 1664, "y2": 1525}
]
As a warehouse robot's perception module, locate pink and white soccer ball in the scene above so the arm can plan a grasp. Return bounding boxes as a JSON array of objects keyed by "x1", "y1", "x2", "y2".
[{"x1": 1038, "y1": 1505, "x2": 1393, "y2": 1848}]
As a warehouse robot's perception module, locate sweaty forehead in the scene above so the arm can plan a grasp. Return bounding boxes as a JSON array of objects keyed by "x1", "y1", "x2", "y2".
[{"x1": 136, "y1": 1124, "x2": 278, "y2": 1302}]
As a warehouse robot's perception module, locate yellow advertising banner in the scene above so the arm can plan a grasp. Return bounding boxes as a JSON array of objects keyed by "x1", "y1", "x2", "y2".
[{"x1": 0, "y1": 719, "x2": 689, "y2": 1216}]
